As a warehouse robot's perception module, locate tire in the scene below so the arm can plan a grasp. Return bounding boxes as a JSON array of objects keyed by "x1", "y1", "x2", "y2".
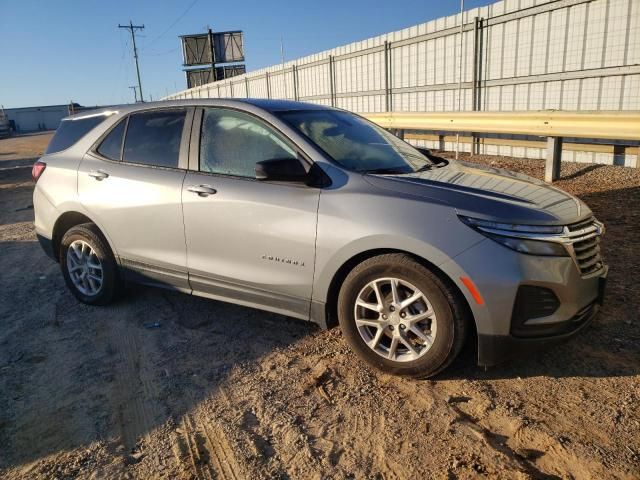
[
  {"x1": 60, "y1": 223, "x2": 118, "y2": 306},
  {"x1": 337, "y1": 253, "x2": 467, "y2": 378}
]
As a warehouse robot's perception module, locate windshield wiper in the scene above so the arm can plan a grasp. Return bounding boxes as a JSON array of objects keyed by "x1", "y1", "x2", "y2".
[
  {"x1": 414, "y1": 164, "x2": 434, "y2": 173},
  {"x1": 363, "y1": 167, "x2": 410, "y2": 175}
]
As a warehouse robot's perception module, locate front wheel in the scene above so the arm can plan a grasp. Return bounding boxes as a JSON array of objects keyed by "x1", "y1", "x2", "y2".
[
  {"x1": 337, "y1": 253, "x2": 467, "y2": 378},
  {"x1": 60, "y1": 223, "x2": 118, "y2": 306}
]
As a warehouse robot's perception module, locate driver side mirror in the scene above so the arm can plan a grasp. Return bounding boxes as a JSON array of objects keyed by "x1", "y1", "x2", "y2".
[{"x1": 255, "y1": 157, "x2": 309, "y2": 182}]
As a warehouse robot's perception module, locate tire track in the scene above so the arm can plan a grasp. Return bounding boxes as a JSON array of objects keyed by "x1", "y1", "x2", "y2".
[
  {"x1": 173, "y1": 413, "x2": 244, "y2": 479},
  {"x1": 104, "y1": 315, "x2": 165, "y2": 473}
]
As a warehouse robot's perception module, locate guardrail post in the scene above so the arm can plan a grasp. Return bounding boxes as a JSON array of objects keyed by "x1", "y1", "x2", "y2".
[{"x1": 545, "y1": 137, "x2": 562, "y2": 182}]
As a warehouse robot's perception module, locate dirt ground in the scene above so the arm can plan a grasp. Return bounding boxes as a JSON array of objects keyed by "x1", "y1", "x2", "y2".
[{"x1": 0, "y1": 133, "x2": 638, "y2": 479}]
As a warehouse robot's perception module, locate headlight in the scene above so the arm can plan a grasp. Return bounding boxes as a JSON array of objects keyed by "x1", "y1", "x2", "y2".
[{"x1": 459, "y1": 216, "x2": 569, "y2": 257}]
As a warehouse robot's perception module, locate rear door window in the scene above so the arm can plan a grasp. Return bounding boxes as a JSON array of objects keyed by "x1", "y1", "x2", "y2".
[
  {"x1": 96, "y1": 119, "x2": 126, "y2": 161},
  {"x1": 123, "y1": 110, "x2": 186, "y2": 168},
  {"x1": 46, "y1": 114, "x2": 109, "y2": 154}
]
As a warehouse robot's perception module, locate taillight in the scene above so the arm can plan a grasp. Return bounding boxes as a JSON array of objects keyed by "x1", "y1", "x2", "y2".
[{"x1": 32, "y1": 161, "x2": 46, "y2": 182}]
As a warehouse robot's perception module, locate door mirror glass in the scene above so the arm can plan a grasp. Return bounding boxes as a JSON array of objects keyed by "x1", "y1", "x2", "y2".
[{"x1": 255, "y1": 157, "x2": 308, "y2": 182}]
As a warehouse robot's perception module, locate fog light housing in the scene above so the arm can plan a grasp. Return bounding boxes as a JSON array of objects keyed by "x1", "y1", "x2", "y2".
[{"x1": 511, "y1": 285, "x2": 560, "y2": 337}]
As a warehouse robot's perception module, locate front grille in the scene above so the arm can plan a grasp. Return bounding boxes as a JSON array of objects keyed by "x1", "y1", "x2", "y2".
[{"x1": 565, "y1": 217, "x2": 605, "y2": 277}]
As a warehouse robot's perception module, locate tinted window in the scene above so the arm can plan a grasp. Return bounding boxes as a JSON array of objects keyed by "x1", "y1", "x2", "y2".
[
  {"x1": 123, "y1": 110, "x2": 186, "y2": 168},
  {"x1": 46, "y1": 115, "x2": 109, "y2": 154},
  {"x1": 96, "y1": 119, "x2": 126, "y2": 161},
  {"x1": 200, "y1": 108, "x2": 297, "y2": 178},
  {"x1": 277, "y1": 110, "x2": 434, "y2": 174}
]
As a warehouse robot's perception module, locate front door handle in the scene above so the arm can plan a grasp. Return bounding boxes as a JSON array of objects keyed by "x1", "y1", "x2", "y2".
[
  {"x1": 88, "y1": 170, "x2": 109, "y2": 181},
  {"x1": 187, "y1": 184, "x2": 217, "y2": 197}
]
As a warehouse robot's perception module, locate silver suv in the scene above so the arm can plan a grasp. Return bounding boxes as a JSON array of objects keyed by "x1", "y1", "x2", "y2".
[{"x1": 33, "y1": 100, "x2": 607, "y2": 378}]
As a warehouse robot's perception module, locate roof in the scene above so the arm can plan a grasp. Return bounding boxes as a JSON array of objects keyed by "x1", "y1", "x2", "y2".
[
  {"x1": 233, "y1": 98, "x2": 330, "y2": 111},
  {"x1": 65, "y1": 98, "x2": 334, "y2": 121}
]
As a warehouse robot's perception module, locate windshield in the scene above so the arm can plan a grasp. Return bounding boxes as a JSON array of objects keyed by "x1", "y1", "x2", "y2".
[{"x1": 276, "y1": 109, "x2": 434, "y2": 173}]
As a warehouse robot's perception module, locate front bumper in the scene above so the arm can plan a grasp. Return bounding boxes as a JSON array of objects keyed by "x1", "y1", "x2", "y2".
[
  {"x1": 440, "y1": 238, "x2": 608, "y2": 367},
  {"x1": 477, "y1": 300, "x2": 600, "y2": 367}
]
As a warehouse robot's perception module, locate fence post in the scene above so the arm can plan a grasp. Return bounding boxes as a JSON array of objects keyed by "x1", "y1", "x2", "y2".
[
  {"x1": 293, "y1": 65, "x2": 299, "y2": 101},
  {"x1": 384, "y1": 41, "x2": 391, "y2": 112},
  {"x1": 266, "y1": 72, "x2": 271, "y2": 99},
  {"x1": 471, "y1": 16, "x2": 480, "y2": 156},
  {"x1": 245, "y1": 77, "x2": 249, "y2": 98},
  {"x1": 329, "y1": 56, "x2": 335, "y2": 107},
  {"x1": 545, "y1": 137, "x2": 563, "y2": 182}
]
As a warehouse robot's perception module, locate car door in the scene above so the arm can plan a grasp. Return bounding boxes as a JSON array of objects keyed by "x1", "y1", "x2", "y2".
[
  {"x1": 182, "y1": 107, "x2": 320, "y2": 320},
  {"x1": 78, "y1": 107, "x2": 193, "y2": 291}
]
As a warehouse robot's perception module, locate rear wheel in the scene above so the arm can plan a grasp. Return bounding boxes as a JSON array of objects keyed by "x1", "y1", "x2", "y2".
[
  {"x1": 338, "y1": 253, "x2": 467, "y2": 378},
  {"x1": 60, "y1": 223, "x2": 118, "y2": 306}
]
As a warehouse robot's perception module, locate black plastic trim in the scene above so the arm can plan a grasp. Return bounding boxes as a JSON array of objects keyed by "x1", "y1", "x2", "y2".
[{"x1": 478, "y1": 304, "x2": 598, "y2": 367}]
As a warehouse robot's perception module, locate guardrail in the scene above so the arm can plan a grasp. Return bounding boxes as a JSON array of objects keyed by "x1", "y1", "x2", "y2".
[{"x1": 363, "y1": 111, "x2": 640, "y2": 182}]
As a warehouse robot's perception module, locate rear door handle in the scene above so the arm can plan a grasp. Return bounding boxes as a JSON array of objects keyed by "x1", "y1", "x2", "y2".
[
  {"x1": 88, "y1": 170, "x2": 109, "y2": 181},
  {"x1": 187, "y1": 184, "x2": 217, "y2": 197}
]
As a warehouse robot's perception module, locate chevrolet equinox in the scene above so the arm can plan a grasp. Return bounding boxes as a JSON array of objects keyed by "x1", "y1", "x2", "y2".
[{"x1": 32, "y1": 100, "x2": 608, "y2": 378}]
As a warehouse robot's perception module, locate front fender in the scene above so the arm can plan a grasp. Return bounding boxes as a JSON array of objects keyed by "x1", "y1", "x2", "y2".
[
  {"x1": 312, "y1": 233, "x2": 455, "y2": 303},
  {"x1": 312, "y1": 185, "x2": 487, "y2": 304}
]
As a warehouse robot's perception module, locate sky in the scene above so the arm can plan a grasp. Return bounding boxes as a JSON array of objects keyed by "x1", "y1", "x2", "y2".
[{"x1": 0, "y1": 0, "x2": 494, "y2": 108}]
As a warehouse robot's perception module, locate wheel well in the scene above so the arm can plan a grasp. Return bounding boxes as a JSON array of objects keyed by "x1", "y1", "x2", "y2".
[
  {"x1": 324, "y1": 249, "x2": 477, "y2": 339},
  {"x1": 51, "y1": 212, "x2": 94, "y2": 261}
]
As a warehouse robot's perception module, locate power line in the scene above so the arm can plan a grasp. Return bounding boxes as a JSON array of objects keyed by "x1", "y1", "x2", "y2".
[
  {"x1": 145, "y1": 0, "x2": 199, "y2": 48},
  {"x1": 119, "y1": 21, "x2": 145, "y2": 102},
  {"x1": 143, "y1": 47, "x2": 180, "y2": 57}
]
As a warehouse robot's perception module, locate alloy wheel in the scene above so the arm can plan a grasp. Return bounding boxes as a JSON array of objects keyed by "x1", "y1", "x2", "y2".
[
  {"x1": 66, "y1": 239, "x2": 104, "y2": 296},
  {"x1": 354, "y1": 277, "x2": 437, "y2": 362}
]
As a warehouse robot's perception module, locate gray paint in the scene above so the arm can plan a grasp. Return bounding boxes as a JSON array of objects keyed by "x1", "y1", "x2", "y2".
[{"x1": 33, "y1": 99, "x2": 607, "y2": 365}]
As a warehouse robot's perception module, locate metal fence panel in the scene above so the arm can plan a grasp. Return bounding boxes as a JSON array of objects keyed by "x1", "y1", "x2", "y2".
[{"x1": 165, "y1": 0, "x2": 640, "y2": 166}]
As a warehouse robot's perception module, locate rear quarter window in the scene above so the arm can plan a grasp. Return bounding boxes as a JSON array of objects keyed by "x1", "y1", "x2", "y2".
[
  {"x1": 45, "y1": 115, "x2": 109, "y2": 154},
  {"x1": 96, "y1": 119, "x2": 126, "y2": 161}
]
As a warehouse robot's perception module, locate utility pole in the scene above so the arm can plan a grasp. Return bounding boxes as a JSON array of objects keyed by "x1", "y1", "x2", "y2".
[
  {"x1": 119, "y1": 21, "x2": 145, "y2": 102},
  {"x1": 129, "y1": 86, "x2": 138, "y2": 103}
]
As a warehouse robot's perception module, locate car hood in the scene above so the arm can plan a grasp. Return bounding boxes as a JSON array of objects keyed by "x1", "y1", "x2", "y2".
[{"x1": 363, "y1": 160, "x2": 592, "y2": 225}]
